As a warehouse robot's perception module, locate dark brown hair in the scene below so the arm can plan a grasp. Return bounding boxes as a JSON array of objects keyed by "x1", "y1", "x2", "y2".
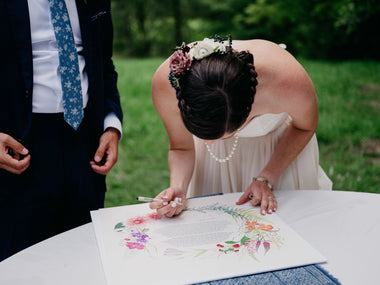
[{"x1": 176, "y1": 51, "x2": 258, "y2": 139}]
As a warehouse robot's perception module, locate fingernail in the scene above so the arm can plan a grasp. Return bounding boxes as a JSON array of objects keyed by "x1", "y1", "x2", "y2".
[
  {"x1": 163, "y1": 196, "x2": 169, "y2": 199},
  {"x1": 163, "y1": 202, "x2": 168, "y2": 206},
  {"x1": 174, "y1": 197, "x2": 181, "y2": 203},
  {"x1": 171, "y1": 202, "x2": 177, "y2": 208},
  {"x1": 95, "y1": 155, "x2": 101, "y2": 162},
  {"x1": 261, "y1": 210, "x2": 266, "y2": 215},
  {"x1": 268, "y1": 209, "x2": 272, "y2": 214},
  {"x1": 22, "y1": 148, "x2": 28, "y2": 154},
  {"x1": 274, "y1": 208, "x2": 277, "y2": 212}
]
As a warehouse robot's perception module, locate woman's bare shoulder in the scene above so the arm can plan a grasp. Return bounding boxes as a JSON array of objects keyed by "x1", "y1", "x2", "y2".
[
  {"x1": 233, "y1": 39, "x2": 309, "y2": 85},
  {"x1": 233, "y1": 39, "x2": 283, "y2": 52},
  {"x1": 152, "y1": 58, "x2": 174, "y2": 111},
  {"x1": 235, "y1": 40, "x2": 318, "y2": 130},
  {"x1": 233, "y1": 39, "x2": 302, "y2": 78}
]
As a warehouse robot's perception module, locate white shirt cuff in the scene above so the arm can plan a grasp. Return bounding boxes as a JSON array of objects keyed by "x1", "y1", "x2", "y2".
[{"x1": 104, "y1": 112, "x2": 123, "y2": 140}]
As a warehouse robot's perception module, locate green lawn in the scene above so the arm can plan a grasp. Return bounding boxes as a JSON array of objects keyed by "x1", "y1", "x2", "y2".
[{"x1": 105, "y1": 58, "x2": 380, "y2": 207}]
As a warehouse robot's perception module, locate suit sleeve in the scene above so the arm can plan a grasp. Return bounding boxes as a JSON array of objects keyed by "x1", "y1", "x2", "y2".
[{"x1": 101, "y1": 1, "x2": 123, "y2": 126}]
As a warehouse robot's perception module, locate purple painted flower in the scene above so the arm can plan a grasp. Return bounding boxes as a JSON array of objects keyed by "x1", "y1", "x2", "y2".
[
  {"x1": 137, "y1": 239, "x2": 148, "y2": 243},
  {"x1": 136, "y1": 234, "x2": 149, "y2": 243},
  {"x1": 169, "y1": 50, "x2": 192, "y2": 76},
  {"x1": 132, "y1": 232, "x2": 141, "y2": 238},
  {"x1": 164, "y1": 248, "x2": 184, "y2": 257}
]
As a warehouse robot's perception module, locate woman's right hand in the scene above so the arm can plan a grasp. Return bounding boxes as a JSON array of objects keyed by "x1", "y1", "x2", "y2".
[{"x1": 149, "y1": 187, "x2": 186, "y2": 218}]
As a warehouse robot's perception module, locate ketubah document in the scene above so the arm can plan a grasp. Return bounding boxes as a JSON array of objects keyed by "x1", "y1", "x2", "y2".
[{"x1": 91, "y1": 193, "x2": 326, "y2": 285}]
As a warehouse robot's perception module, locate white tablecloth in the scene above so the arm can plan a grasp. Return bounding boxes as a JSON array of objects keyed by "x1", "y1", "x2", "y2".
[{"x1": 1, "y1": 190, "x2": 379, "y2": 285}]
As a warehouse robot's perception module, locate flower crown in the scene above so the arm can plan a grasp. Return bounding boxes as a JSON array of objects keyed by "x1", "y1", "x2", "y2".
[{"x1": 168, "y1": 35, "x2": 232, "y2": 91}]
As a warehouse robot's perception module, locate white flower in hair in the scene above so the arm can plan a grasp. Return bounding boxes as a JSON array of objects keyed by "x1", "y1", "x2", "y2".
[
  {"x1": 168, "y1": 35, "x2": 232, "y2": 91},
  {"x1": 189, "y1": 38, "x2": 227, "y2": 60}
]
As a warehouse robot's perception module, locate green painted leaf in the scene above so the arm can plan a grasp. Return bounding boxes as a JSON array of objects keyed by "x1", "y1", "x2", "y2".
[
  {"x1": 240, "y1": 235, "x2": 250, "y2": 245},
  {"x1": 194, "y1": 249, "x2": 208, "y2": 257},
  {"x1": 114, "y1": 222, "x2": 125, "y2": 230},
  {"x1": 225, "y1": 240, "x2": 237, "y2": 244}
]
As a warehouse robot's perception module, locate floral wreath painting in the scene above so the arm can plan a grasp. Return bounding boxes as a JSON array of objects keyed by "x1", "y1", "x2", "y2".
[
  {"x1": 114, "y1": 202, "x2": 283, "y2": 262},
  {"x1": 92, "y1": 193, "x2": 326, "y2": 285},
  {"x1": 114, "y1": 212, "x2": 160, "y2": 252}
]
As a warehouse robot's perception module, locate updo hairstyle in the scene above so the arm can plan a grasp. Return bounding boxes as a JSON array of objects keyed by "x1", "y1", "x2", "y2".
[{"x1": 176, "y1": 51, "x2": 258, "y2": 140}]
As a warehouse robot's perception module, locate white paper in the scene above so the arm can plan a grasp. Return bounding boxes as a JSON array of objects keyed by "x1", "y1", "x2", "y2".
[{"x1": 91, "y1": 193, "x2": 326, "y2": 285}]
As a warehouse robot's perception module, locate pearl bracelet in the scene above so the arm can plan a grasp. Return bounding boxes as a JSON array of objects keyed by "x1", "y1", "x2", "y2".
[{"x1": 252, "y1": 177, "x2": 273, "y2": 191}]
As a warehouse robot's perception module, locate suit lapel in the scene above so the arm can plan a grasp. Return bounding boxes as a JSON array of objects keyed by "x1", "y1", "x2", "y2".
[
  {"x1": 5, "y1": 0, "x2": 33, "y2": 92},
  {"x1": 76, "y1": 0, "x2": 91, "y2": 53},
  {"x1": 76, "y1": 0, "x2": 94, "y2": 95}
]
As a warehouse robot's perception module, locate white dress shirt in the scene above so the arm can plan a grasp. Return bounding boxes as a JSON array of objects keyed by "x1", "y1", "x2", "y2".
[{"x1": 27, "y1": 0, "x2": 122, "y2": 134}]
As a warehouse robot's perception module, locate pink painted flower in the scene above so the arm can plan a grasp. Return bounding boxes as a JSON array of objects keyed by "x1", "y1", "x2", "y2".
[
  {"x1": 146, "y1": 212, "x2": 161, "y2": 221},
  {"x1": 216, "y1": 244, "x2": 224, "y2": 248},
  {"x1": 169, "y1": 50, "x2": 192, "y2": 76},
  {"x1": 245, "y1": 240, "x2": 260, "y2": 256},
  {"x1": 233, "y1": 244, "x2": 240, "y2": 248},
  {"x1": 263, "y1": 241, "x2": 271, "y2": 254},
  {"x1": 256, "y1": 240, "x2": 261, "y2": 250},
  {"x1": 125, "y1": 242, "x2": 145, "y2": 250},
  {"x1": 126, "y1": 216, "x2": 148, "y2": 228}
]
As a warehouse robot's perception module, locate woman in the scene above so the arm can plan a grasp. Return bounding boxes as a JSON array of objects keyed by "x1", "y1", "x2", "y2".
[{"x1": 150, "y1": 35, "x2": 332, "y2": 217}]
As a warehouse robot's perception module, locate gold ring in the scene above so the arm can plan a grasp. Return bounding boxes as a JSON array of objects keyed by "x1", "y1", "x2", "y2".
[{"x1": 268, "y1": 196, "x2": 275, "y2": 200}]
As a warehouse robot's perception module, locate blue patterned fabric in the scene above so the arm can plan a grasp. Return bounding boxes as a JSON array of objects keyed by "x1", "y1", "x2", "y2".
[
  {"x1": 196, "y1": 264, "x2": 341, "y2": 285},
  {"x1": 48, "y1": 0, "x2": 83, "y2": 130}
]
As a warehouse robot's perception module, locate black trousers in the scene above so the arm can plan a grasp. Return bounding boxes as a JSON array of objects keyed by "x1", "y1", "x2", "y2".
[{"x1": 0, "y1": 111, "x2": 105, "y2": 261}]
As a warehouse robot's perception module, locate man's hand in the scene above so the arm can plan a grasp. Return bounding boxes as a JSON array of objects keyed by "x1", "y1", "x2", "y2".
[
  {"x1": 90, "y1": 128, "x2": 120, "y2": 175},
  {"x1": 0, "y1": 133, "x2": 30, "y2": 174}
]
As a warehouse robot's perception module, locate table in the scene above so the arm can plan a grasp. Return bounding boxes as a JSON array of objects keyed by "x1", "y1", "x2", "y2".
[{"x1": 1, "y1": 190, "x2": 379, "y2": 285}]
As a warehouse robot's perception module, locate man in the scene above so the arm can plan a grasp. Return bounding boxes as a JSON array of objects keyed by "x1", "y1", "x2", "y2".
[{"x1": 0, "y1": 0, "x2": 123, "y2": 261}]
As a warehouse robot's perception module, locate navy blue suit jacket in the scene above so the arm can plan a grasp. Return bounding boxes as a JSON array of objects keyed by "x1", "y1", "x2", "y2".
[{"x1": 0, "y1": 0, "x2": 123, "y2": 148}]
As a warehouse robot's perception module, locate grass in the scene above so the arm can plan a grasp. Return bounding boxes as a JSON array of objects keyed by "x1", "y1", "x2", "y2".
[
  {"x1": 301, "y1": 60, "x2": 380, "y2": 193},
  {"x1": 105, "y1": 58, "x2": 170, "y2": 207},
  {"x1": 105, "y1": 57, "x2": 380, "y2": 207}
]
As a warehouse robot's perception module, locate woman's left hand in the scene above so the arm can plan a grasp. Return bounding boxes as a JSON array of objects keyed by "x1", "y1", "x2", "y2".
[{"x1": 236, "y1": 180, "x2": 277, "y2": 215}]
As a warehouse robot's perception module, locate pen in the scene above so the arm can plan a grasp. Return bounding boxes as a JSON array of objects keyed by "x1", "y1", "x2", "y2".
[{"x1": 136, "y1": 196, "x2": 183, "y2": 205}]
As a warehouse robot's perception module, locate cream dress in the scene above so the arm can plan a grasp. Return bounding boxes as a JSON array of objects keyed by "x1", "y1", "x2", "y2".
[{"x1": 187, "y1": 113, "x2": 332, "y2": 198}]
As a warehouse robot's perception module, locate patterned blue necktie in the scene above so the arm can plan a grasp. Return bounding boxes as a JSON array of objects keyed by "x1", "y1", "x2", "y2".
[{"x1": 48, "y1": 0, "x2": 83, "y2": 130}]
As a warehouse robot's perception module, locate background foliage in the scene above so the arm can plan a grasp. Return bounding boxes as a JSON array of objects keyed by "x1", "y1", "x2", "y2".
[
  {"x1": 106, "y1": 0, "x2": 380, "y2": 207},
  {"x1": 105, "y1": 58, "x2": 380, "y2": 207},
  {"x1": 111, "y1": 0, "x2": 380, "y2": 59}
]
